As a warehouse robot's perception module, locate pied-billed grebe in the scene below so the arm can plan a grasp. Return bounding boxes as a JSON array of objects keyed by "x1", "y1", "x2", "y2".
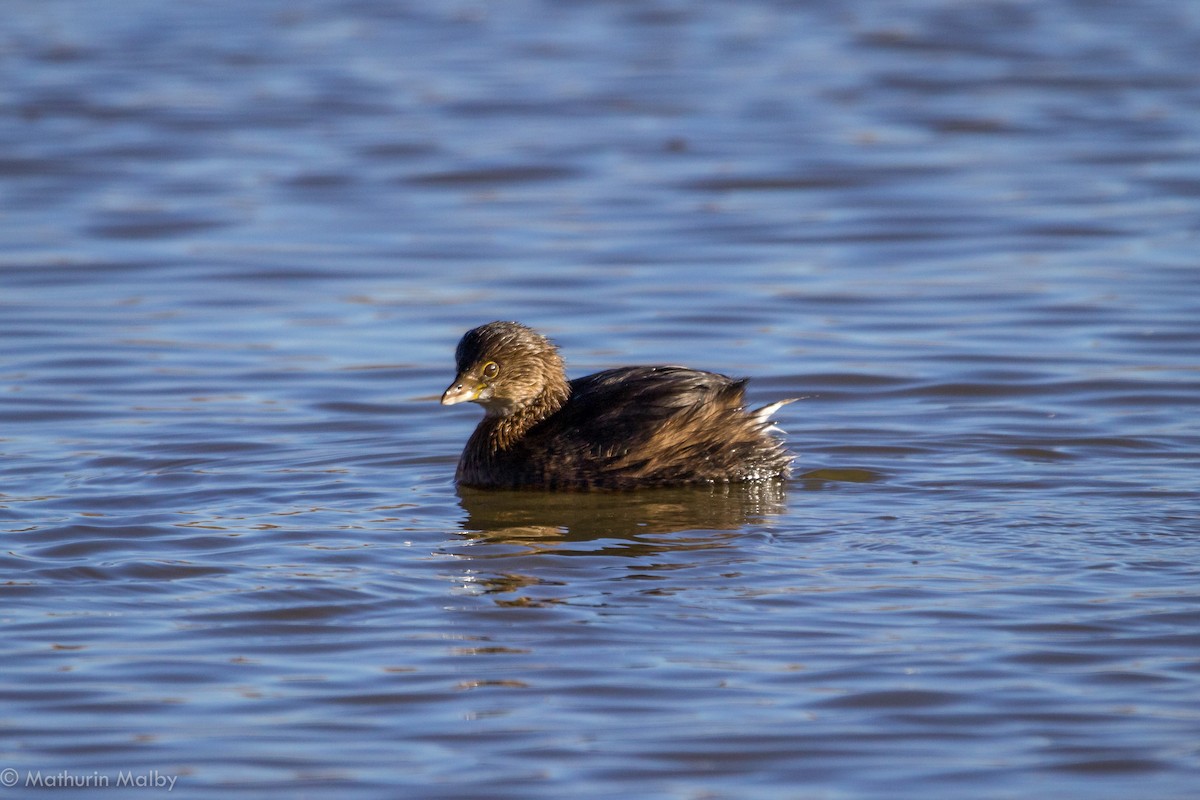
[{"x1": 441, "y1": 321, "x2": 795, "y2": 490}]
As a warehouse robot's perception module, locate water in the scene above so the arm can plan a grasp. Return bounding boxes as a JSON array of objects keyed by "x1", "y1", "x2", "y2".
[{"x1": 2, "y1": 1, "x2": 1199, "y2": 797}]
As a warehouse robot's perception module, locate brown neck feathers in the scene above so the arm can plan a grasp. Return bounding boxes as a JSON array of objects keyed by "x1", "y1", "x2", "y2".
[{"x1": 483, "y1": 372, "x2": 569, "y2": 452}]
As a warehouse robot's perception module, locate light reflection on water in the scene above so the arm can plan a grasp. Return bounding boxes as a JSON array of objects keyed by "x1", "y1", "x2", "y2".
[{"x1": 2, "y1": 0, "x2": 1200, "y2": 798}]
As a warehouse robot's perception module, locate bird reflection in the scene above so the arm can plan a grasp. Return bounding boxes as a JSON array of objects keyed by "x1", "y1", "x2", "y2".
[
  {"x1": 443, "y1": 483, "x2": 790, "y2": 610},
  {"x1": 454, "y1": 481, "x2": 787, "y2": 546}
]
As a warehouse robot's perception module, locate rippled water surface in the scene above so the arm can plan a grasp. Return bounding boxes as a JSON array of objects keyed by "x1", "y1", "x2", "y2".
[{"x1": 3, "y1": 1, "x2": 1199, "y2": 797}]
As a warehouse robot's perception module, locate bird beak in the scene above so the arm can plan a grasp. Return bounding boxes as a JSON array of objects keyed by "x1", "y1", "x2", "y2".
[{"x1": 441, "y1": 375, "x2": 482, "y2": 406}]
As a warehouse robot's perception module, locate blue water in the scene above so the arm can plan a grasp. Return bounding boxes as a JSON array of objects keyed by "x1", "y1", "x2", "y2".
[{"x1": 2, "y1": 1, "x2": 1199, "y2": 798}]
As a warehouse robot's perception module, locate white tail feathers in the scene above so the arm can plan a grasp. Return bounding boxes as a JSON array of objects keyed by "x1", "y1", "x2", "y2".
[{"x1": 751, "y1": 397, "x2": 798, "y2": 433}]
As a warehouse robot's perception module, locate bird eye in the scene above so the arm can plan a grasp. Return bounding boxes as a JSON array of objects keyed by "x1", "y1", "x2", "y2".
[{"x1": 482, "y1": 361, "x2": 499, "y2": 380}]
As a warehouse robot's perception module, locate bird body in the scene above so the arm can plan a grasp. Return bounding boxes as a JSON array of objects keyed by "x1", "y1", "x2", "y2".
[{"x1": 442, "y1": 322, "x2": 794, "y2": 490}]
